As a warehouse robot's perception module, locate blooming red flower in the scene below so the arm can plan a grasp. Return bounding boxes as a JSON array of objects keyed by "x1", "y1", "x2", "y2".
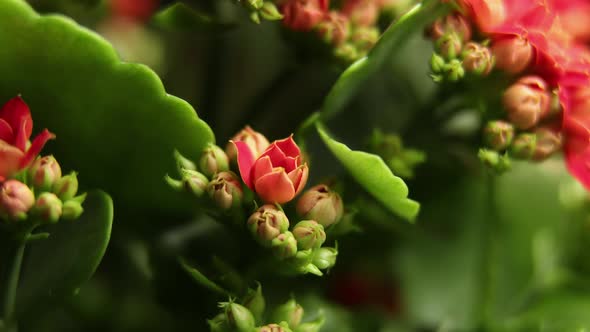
[
  {"x1": 110, "y1": 0, "x2": 159, "y2": 21},
  {"x1": 280, "y1": 0, "x2": 329, "y2": 31},
  {"x1": 234, "y1": 135, "x2": 309, "y2": 204},
  {"x1": 0, "y1": 97, "x2": 55, "y2": 181}
]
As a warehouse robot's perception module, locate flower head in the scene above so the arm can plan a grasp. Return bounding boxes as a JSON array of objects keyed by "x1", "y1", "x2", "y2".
[
  {"x1": 0, "y1": 97, "x2": 55, "y2": 181},
  {"x1": 280, "y1": 0, "x2": 329, "y2": 31},
  {"x1": 234, "y1": 135, "x2": 309, "y2": 204}
]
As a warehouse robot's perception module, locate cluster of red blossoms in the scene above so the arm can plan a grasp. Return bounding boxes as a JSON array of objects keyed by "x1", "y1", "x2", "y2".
[
  {"x1": 451, "y1": 0, "x2": 590, "y2": 188},
  {"x1": 278, "y1": 0, "x2": 402, "y2": 60}
]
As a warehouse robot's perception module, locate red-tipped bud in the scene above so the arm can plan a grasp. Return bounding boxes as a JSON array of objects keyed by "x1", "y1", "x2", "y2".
[
  {"x1": 483, "y1": 121, "x2": 514, "y2": 151},
  {"x1": 207, "y1": 171, "x2": 243, "y2": 210},
  {"x1": 281, "y1": 0, "x2": 328, "y2": 32},
  {"x1": 0, "y1": 180, "x2": 35, "y2": 221},
  {"x1": 271, "y1": 231, "x2": 298, "y2": 259},
  {"x1": 491, "y1": 36, "x2": 533, "y2": 74},
  {"x1": 503, "y1": 76, "x2": 551, "y2": 130},
  {"x1": 226, "y1": 126, "x2": 270, "y2": 162},
  {"x1": 32, "y1": 192, "x2": 62, "y2": 223},
  {"x1": 271, "y1": 298, "x2": 304, "y2": 329},
  {"x1": 429, "y1": 14, "x2": 472, "y2": 42},
  {"x1": 436, "y1": 33, "x2": 463, "y2": 60},
  {"x1": 292, "y1": 220, "x2": 326, "y2": 250},
  {"x1": 53, "y1": 172, "x2": 79, "y2": 201},
  {"x1": 341, "y1": 0, "x2": 379, "y2": 27},
  {"x1": 257, "y1": 323, "x2": 292, "y2": 332},
  {"x1": 350, "y1": 26, "x2": 380, "y2": 53},
  {"x1": 510, "y1": 133, "x2": 537, "y2": 159},
  {"x1": 532, "y1": 127, "x2": 562, "y2": 161},
  {"x1": 247, "y1": 204, "x2": 290, "y2": 246},
  {"x1": 28, "y1": 155, "x2": 62, "y2": 192},
  {"x1": 316, "y1": 12, "x2": 350, "y2": 46},
  {"x1": 461, "y1": 42, "x2": 493, "y2": 75},
  {"x1": 296, "y1": 184, "x2": 343, "y2": 227}
]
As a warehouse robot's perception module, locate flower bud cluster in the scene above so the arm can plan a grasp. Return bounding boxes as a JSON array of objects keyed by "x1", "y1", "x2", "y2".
[
  {"x1": 240, "y1": 0, "x2": 284, "y2": 24},
  {"x1": 480, "y1": 75, "x2": 563, "y2": 171},
  {"x1": 0, "y1": 155, "x2": 86, "y2": 225},
  {"x1": 209, "y1": 289, "x2": 324, "y2": 332}
]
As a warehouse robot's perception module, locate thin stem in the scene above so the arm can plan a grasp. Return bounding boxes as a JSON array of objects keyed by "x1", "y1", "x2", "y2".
[
  {"x1": 479, "y1": 173, "x2": 497, "y2": 330},
  {"x1": 1, "y1": 229, "x2": 31, "y2": 330}
]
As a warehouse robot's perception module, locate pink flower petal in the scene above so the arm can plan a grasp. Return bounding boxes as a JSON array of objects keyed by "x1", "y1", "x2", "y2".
[
  {"x1": 274, "y1": 135, "x2": 301, "y2": 158},
  {"x1": 252, "y1": 156, "x2": 273, "y2": 183},
  {"x1": 254, "y1": 169, "x2": 296, "y2": 204},
  {"x1": 0, "y1": 140, "x2": 24, "y2": 179},
  {"x1": 14, "y1": 118, "x2": 29, "y2": 152},
  {"x1": 19, "y1": 129, "x2": 55, "y2": 169},
  {"x1": 233, "y1": 140, "x2": 256, "y2": 189},
  {"x1": 0, "y1": 119, "x2": 14, "y2": 143},
  {"x1": 290, "y1": 164, "x2": 309, "y2": 196},
  {"x1": 0, "y1": 96, "x2": 33, "y2": 141},
  {"x1": 259, "y1": 143, "x2": 288, "y2": 166}
]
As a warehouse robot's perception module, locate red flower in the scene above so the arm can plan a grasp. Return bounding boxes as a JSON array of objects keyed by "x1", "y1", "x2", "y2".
[
  {"x1": 280, "y1": 0, "x2": 329, "y2": 31},
  {"x1": 234, "y1": 135, "x2": 309, "y2": 204},
  {"x1": 110, "y1": 0, "x2": 159, "y2": 22},
  {"x1": 0, "y1": 97, "x2": 55, "y2": 181}
]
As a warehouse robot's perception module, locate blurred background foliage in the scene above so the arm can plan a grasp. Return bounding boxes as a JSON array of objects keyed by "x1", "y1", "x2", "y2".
[{"x1": 7, "y1": 0, "x2": 590, "y2": 331}]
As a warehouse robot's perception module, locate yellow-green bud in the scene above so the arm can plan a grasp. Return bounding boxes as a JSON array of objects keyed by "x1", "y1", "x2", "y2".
[
  {"x1": 296, "y1": 185, "x2": 343, "y2": 228},
  {"x1": 242, "y1": 283, "x2": 265, "y2": 323},
  {"x1": 28, "y1": 155, "x2": 62, "y2": 192},
  {"x1": 271, "y1": 298, "x2": 304, "y2": 329},
  {"x1": 292, "y1": 220, "x2": 326, "y2": 250},
  {"x1": 248, "y1": 204, "x2": 289, "y2": 247},
  {"x1": 32, "y1": 192, "x2": 62, "y2": 223},
  {"x1": 224, "y1": 302, "x2": 255, "y2": 332},
  {"x1": 207, "y1": 171, "x2": 243, "y2": 210},
  {"x1": 271, "y1": 231, "x2": 298, "y2": 259},
  {"x1": 312, "y1": 247, "x2": 338, "y2": 270},
  {"x1": 53, "y1": 171, "x2": 79, "y2": 201},
  {"x1": 62, "y1": 200, "x2": 84, "y2": 220},
  {"x1": 199, "y1": 144, "x2": 229, "y2": 178}
]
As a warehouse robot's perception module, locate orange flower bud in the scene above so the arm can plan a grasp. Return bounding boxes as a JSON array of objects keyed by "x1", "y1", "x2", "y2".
[
  {"x1": 491, "y1": 36, "x2": 533, "y2": 74},
  {"x1": 503, "y1": 76, "x2": 551, "y2": 130}
]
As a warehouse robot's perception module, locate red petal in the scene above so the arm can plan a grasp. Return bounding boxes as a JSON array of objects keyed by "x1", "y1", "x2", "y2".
[
  {"x1": 290, "y1": 164, "x2": 309, "y2": 196},
  {"x1": 259, "y1": 143, "x2": 287, "y2": 166},
  {"x1": 19, "y1": 129, "x2": 55, "y2": 169},
  {"x1": 252, "y1": 156, "x2": 273, "y2": 184},
  {"x1": 0, "y1": 140, "x2": 24, "y2": 179},
  {"x1": 233, "y1": 140, "x2": 256, "y2": 189},
  {"x1": 0, "y1": 96, "x2": 33, "y2": 141},
  {"x1": 14, "y1": 118, "x2": 29, "y2": 152},
  {"x1": 274, "y1": 135, "x2": 301, "y2": 158},
  {"x1": 254, "y1": 169, "x2": 296, "y2": 204},
  {"x1": 0, "y1": 119, "x2": 14, "y2": 143}
]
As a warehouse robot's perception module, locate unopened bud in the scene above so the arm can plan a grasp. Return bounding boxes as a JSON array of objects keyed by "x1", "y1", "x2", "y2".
[
  {"x1": 533, "y1": 127, "x2": 562, "y2": 161},
  {"x1": 173, "y1": 150, "x2": 197, "y2": 172},
  {"x1": 296, "y1": 185, "x2": 343, "y2": 228},
  {"x1": 292, "y1": 220, "x2": 326, "y2": 250},
  {"x1": 226, "y1": 126, "x2": 270, "y2": 161},
  {"x1": 245, "y1": 0, "x2": 264, "y2": 10},
  {"x1": 492, "y1": 36, "x2": 533, "y2": 74},
  {"x1": 334, "y1": 43, "x2": 358, "y2": 63},
  {"x1": 272, "y1": 298, "x2": 304, "y2": 328},
  {"x1": 257, "y1": 322, "x2": 293, "y2": 332},
  {"x1": 28, "y1": 155, "x2": 62, "y2": 192},
  {"x1": 503, "y1": 76, "x2": 551, "y2": 129},
  {"x1": 510, "y1": 133, "x2": 536, "y2": 159},
  {"x1": 295, "y1": 315, "x2": 325, "y2": 332},
  {"x1": 224, "y1": 302, "x2": 256, "y2": 332},
  {"x1": 32, "y1": 192, "x2": 62, "y2": 223},
  {"x1": 182, "y1": 169, "x2": 209, "y2": 196},
  {"x1": 53, "y1": 172, "x2": 79, "y2": 201},
  {"x1": 271, "y1": 231, "x2": 298, "y2": 259},
  {"x1": 260, "y1": 2, "x2": 283, "y2": 21},
  {"x1": 444, "y1": 59, "x2": 464, "y2": 82},
  {"x1": 62, "y1": 200, "x2": 84, "y2": 220},
  {"x1": 350, "y1": 26, "x2": 379, "y2": 52},
  {"x1": 312, "y1": 247, "x2": 338, "y2": 270},
  {"x1": 207, "y1": 171, "x2": 243, "y2": 210},
  {"x1": 242, "y1": 283, "x2": 265, "y2": 322},
  {"x1": 429, "y1": 14, "x2": 472, "y2": 41},
  {"x1": 317, "y1": 12, "x2": 350, "y2": 46},
  {"x1": 436, "y1": 33, "x2": 462, "y2": 60},
  {"x1": 430, "y1": 53, "x2": 446, "y2": 73},
  {"x1": 199, "y1": 144, "x2": 229, "y2": 178},
  {"x1": 483, "y1": 121, "x2": 514, "y2": 151},
  {"x1": 0, "y1": 180, "x2": 35, "y2": 221},
  {"x1": 208, "y1": 313, "x2": 230, "y2": 332},
  {"x1": 478, "y1": 149, "x2": 511, "y2": 173},
  {"x1": 248, "y1": 204, "x2": 290, "y2": 247},
  {"x1": 461, "y1": 42, "x2": 493, "y2": 75}
]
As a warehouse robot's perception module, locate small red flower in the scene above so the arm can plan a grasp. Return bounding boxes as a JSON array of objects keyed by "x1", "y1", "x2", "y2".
[
  {"x1": 234, "y1": 135, "x2": 309, "y2": 204},
  {"x1": 0, "y1": 97, "x2": 55, "y2": 181},
  {"x1": 110, "y1": 0, "x2": 159, "y2": 22}
]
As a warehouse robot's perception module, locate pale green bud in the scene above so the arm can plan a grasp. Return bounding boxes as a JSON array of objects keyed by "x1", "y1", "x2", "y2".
[
  {"x1": 292, "y1": 220, "x2": 326, "y2": 250},
  {"x1": 312, "y1": 247, "x2": 338, "y2": 270},
  {"x1": 61, "y1": 199, "x2": 84, "y2": 220},
  {"x1": 32, "y1": 192, "x2": 62, "y2": 223},
  {"x1": 242, "y1": 283, "x2": 265, "y2": 323},
  {"x1": 271, "y1": 231, "x2": 298, "y2": 259},
  {"x1": 272, "y1": 298, "x2": 304, "y2": 329},
  {"x1": 53, "y1": 171, "x2": 79, "y2": 201},
  {"x1": 28, "y1": 155, "x2": 62, "y2": 192},
  {"x1": 224, "y1": 302, "x2": 255, "y2": 332},
  {"x1": 199, "y1": 144, "x2": 229, "y2": 178}
]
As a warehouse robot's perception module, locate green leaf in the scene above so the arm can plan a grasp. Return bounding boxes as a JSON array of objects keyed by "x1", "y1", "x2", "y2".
[
  {"x1": 0, "y1": 0, "x2": 215, "y2": 214},
  {"x1": 320, "y1": 0, "x2": 449, "y2": 120},
  {"x1": 152, "y1": 3, "x2": 235, "y2": 32},
  {"x1": 179, "y1": 258, "x2": 231, "y2": 296},
  {"x1": 16, "y1": 190, "x2": 113, "y2": 317},
  {"x1": 317, "y1": 125, "x2": 419, "y2": 221}
]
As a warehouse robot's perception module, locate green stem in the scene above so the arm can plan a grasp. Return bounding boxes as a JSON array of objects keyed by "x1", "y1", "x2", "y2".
[
  {"x1": 1, "y1": 230, "x2": 30, "y2": 330},
  {"x1": 480, "y1": 173, "x2": 497, "y2": 330}
]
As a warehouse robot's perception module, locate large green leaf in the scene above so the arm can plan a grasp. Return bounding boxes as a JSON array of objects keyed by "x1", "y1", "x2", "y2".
[
  {"x1": 317, "y1": 125, "x2": 419, "y2": 221},
  {"x1": 16, "y1": 190, "x2": 113, "y2": 317},
  {"x1": 320, "y1": 0, "x2": 449, "y2": 120},
  {"x1": 0, "y1": 0, "x2": 214, "y2": 214}
]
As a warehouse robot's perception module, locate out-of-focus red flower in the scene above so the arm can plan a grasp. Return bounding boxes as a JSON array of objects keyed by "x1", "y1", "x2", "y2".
[
  {"x1": 234, "y1": 135, "x2": 309, "y2": 204},
  {"x1": 341, "y1": 0, "x2": 380, "y2": 27},
  {"x1": 548, "y1": 0, "x2": 590, "y2": 42},
  {"x1": 110, "y1": 0, "x2": 159, "y2": 22},
  {"x1": 280, "y1": 0, "x2": 329, "y2": 31},
  {"x1": 317, "y1": 11, "x2": 351, "y2": 45},
  {"x1": 0, "y1": 97, "x2": 54, "y2": 181}
]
